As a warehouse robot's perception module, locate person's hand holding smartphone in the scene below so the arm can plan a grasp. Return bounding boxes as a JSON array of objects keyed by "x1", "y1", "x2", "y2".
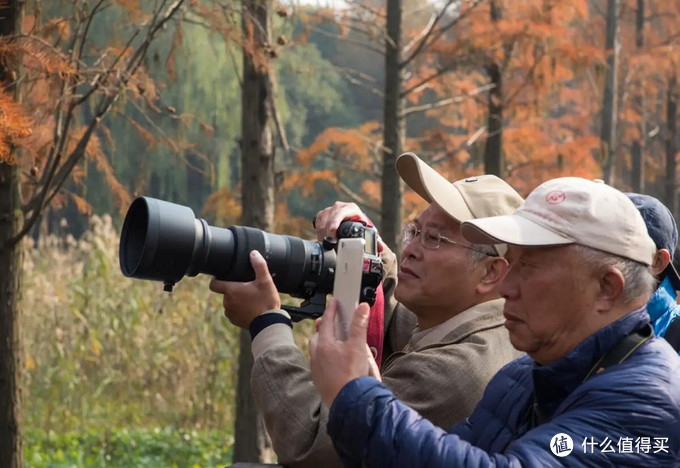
[{"x1": 332, "y1": 238, "x2": 365, "y2": 341}]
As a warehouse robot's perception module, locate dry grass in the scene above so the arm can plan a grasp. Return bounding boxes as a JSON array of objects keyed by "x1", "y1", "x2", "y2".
[{"x1": 22, "y1": 214, "x2": 313, "y2": 436}]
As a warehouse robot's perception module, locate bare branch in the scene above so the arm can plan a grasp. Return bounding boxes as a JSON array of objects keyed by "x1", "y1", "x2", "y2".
[
  {"x1": 11, "y1": 0, "x2": 187, "y2": 246},
  {"x1": 401, "y1": 0, "x2": 486, "y2": 67},
  {"x1": 228, "y1": 42, "x2": 243, "y2": 88},
  {"x1": 268, "y1": 74, "x2": 290, "y2": 154},
  {"x1": 403, "y1": 83, "x2": 496, "y2": 116},
  {"x1": 402, "y1": 53, "x2": 481, "y2": 97},
  {"x1": 71, "y1": 27, "x2": 142, "y2": 106},
  {"x1": 344, "y1": 0, "x2": 386, "y2": 20},
  {"x1": 78, "y1": 0, "x2": 106, "y2": 62},
  {"x1": 425, "y1": 125, "x2": 487, "y2": 167},
  {"x1": 339, "y1": 66, "x2": 380, "y2": 84},
  {"x1": 338, "y1": 67, "x2": 384, "y2": 98},
  {"x1": 402, "y1": 12, "x2": 436, "y2": 55},
  {"x1": 307, "y1": 24, "x2": 384, "y2": 55},
  {"x1": 317, "y1": 15, "x2": 388, "y2": 42},
  {"x1": 503, "y1": 49, "x2": 546, "y2": 107},
  {"x1": 402, "y1": 0, "x2": 455, "y2": 59},
  {"x1": 338, "y1": 181, "x2": 380, "y2": 217}
]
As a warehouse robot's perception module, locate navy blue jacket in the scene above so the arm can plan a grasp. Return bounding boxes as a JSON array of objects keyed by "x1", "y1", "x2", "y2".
[{"x1": 327, "y1": 309, "x2": 680, "y2": 467}]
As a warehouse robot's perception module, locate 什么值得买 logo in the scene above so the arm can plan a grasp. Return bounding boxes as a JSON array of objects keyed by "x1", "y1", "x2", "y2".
[{"x1": 550, "y1": 433, "x2": 574, "y2": 457}]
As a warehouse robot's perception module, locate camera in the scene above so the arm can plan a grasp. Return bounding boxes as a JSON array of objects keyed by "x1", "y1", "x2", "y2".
[{"x1": 119, "y1": 197, "x2": 383, "y2": 321}]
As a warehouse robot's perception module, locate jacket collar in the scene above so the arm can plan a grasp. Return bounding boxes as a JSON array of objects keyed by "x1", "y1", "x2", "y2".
[
  {"x1": 532, "y1": 308, "x2": 650, "y2": 418},
  {"x1": 646, "y1": 276, "x2": 677, "y2": 323},
  {"x1": 405, "y1": 298, "x2": 505, "y2": 351}
]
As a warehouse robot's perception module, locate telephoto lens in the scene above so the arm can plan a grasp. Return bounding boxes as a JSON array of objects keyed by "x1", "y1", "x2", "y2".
[
  {"x1": 119, "y1": 197, "x2": 335, "y2": 297},
  {"x1": 120, "y1": 197, "x2": 382, "y2": 320}
]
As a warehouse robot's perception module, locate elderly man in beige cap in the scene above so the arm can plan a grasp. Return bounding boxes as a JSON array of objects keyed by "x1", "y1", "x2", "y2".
[
  {"x1": 309, "y1": 177, "x2": 680, "y2": 467},
  {"x1": 209, "y1": 153, "x2": 524, "y2": 467}
]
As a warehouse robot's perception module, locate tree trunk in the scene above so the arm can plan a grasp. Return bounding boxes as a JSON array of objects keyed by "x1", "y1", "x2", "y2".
[
  {"x1": 236, "y1": 0, "x2": 274, "y2": 462},
  {"x1": 632, "y1": 141, "x2": 643, "y2": 192},
  {"x1": 484, "y1": 0, "x2": 504, "y2": 177},
  {"x1": 484, "y1": 63, "x2": 503, "y2": 177},
  {"x1": 0, "y1": 165, "x2": 23, "y2": 468},
  {"x1": 631, "y1": 0, "x2": 645, "y2": 192},
  {"x1": 600, "y1": 0, "x2": 620, "y2": 185},
  {"x1": 381, "y1": 0, "x2": 404, "y2": 252},
  {"x1": 665, "y1": 75, "x2": 678, "y2": 217},
  {"x1": 0, "y1": 1, "x2": 24, "y2": 466}
]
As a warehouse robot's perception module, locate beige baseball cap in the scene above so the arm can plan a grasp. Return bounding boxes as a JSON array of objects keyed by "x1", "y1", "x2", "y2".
[
  {"x1": 396, "y1": 152, "x2": 524, "y2": 222},
  {"x1": 461, "y1": 177, "x2": 657, "y2": 265}
]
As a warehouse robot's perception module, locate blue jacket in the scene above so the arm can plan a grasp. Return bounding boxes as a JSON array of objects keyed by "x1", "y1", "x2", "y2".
[
  {"x1": 649, "y1": 277, "x2": 680, "y2": 353},
  {"x1": 327, "y1": 309, "x2": 680, "y2": 467}
]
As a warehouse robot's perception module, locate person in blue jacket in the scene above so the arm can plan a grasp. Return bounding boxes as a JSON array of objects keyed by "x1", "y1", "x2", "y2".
[
  {"x1": 627, "y1": 193, "x2": 680, "y2": 352},
  {"x1": 309, "y1": 177, "x2": 680, "y2": 467}
]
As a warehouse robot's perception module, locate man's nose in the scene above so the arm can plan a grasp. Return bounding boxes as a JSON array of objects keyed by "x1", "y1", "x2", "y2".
[
  {"x1": 497, "y1": 264, "x2": 519, "y2": 299},
  {"x1": 401, "y1": 236, "x2": 422, "y2": 259}
]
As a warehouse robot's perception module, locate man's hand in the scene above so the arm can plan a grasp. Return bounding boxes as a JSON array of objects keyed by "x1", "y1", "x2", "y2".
[
  {"x1": 314, "y1": 315, "x2": 382, "y2": 381},
  {"x1": 313, "y1": 201, "x2": 365, "y2": 241},
  {"x1": 309, "y1": 299, "x2": 372, "y2": 407},
  {"x1": 209, "y1": 250, "x2": 281, "y2": 329}
]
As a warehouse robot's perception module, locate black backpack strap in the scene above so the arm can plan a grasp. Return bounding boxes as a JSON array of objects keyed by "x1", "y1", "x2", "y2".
[
  {"x1": 664, "y1": 317, "x2": 680, "y2": 352},
  {"x1": 531, "y1": 324, "x2": 654, "y2": 428},
  {"x1": 583, "y1": 323, "x2": 654, "y2": 382}
]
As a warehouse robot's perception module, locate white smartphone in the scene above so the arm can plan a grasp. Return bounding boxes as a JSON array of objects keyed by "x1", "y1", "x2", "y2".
[{"x1": 332, "y1": 238, "x2": 366, "y2": 341}]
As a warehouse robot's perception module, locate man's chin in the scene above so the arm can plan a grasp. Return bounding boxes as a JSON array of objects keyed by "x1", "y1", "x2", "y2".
[
  {"x1": 507, "y1": 332, "x2": 538, "y2": 355},
  {"x1": 394, "y1": 287, "x2": 416, "y2": 308}
]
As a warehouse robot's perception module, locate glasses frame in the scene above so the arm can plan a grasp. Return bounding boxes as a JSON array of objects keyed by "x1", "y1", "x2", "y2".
[{"x1": 402, "y1": 223, "x2": 498, "y2": 257}]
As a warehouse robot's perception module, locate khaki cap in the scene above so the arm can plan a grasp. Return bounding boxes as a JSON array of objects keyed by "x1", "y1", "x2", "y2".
[
  {"x1": 396, "y1": 152, "x2": 524, "y2": 222},
  {"x1": 461, "y1": 177, "x2": 657, "y2": 265}
]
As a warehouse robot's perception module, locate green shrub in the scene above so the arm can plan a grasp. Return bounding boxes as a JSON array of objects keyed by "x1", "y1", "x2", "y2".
[{"x1": 24, "y1": 427, "x2": 233, "y2": 467}]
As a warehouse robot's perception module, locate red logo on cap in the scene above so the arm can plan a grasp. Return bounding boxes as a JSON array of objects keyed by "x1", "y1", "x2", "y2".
[{"x1": 545, "y1": 191, "x2": 566, "y2": 204}]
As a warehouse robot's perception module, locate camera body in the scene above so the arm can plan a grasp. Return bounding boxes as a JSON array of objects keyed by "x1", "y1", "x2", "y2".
[
  {"x1": 330, "y1": 221, "x2": 383, "y2": 306},
  {"x1": 119, "y1": 197, "x2": 383, "y2": 321}
]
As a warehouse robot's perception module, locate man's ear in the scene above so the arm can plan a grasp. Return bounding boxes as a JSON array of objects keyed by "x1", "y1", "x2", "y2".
[
  {"x1": 595, "y1": 267, "x2": 625, "y2": 311},
  {"x1": 476, "y1": 257, "x2": 508, "y2": 295},
  {"x1": 651, "y1": 249, "x2": 671, "y2": 277}
]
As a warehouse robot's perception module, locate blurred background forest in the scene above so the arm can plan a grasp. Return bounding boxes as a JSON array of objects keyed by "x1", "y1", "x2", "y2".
[{"x1": 2, "y1": 0, "x2": 680, "y2": 466}]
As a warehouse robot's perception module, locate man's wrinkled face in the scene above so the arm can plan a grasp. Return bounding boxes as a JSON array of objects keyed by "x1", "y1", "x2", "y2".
[
  {"x1": 498, "y1": 245, "x2": 600, "y2": 364},
  {"x1": 394, "y1": 204, "x2": 480, "y2": 318}
]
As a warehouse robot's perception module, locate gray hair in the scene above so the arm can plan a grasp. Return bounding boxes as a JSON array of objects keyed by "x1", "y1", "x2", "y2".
[
  {"x1": 570, "y1": 245, "x2": 656, "y2": 304},
  {"x1": 467, "y1": 244, "x2": 500, "y2": 268}
]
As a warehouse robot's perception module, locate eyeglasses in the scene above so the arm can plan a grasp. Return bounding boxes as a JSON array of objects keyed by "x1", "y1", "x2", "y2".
[{"x1": 402, "y1": 223, "x2": 497, "y2": 256}]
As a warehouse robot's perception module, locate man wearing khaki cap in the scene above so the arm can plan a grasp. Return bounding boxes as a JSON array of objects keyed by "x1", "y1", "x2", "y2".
[
  {"x1": 209, "y1": 153, "x2": 524, "y2": 467},
  {"x1": 310, "y1": 177, "x2": 680, "y2": 467}
]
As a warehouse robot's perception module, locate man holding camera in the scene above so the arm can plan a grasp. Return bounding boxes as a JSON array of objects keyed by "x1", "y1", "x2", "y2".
[
  {"x1": 209, "y1": 152, "x2": 523, "y2": 466},
  {"x1": 310, "y1": 177, "x2": 680, "y2": 466}
]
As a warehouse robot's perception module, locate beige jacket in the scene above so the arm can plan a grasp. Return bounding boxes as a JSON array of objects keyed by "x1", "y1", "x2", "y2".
[{"x1": 250, "y1": 248, "x2": 520, "y2": 467}]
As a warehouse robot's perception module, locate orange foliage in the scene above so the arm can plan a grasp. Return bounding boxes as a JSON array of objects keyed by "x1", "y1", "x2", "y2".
[
  {"x1": 0, "y1": 36, "x2": 78, "y2": 79},
  {"x1": 0, "y1": 90, "x2": 32, "y2": 163},
  {"x1": 274, "y1": 202, "x2": 314, "y2": 239},
  {"x1": 69, "y1": 193, "x2": 94, "y2": 216},
  {"x1": 295, "y1": 122, "x2": 381, "y2": 171},
  {"x1": 115, "y1": 0, "x2": 148, "y2": 21},
  {"x1": 79, "y1": 129, "x2": 132, "y2": 215},
  {"x1": 165, "y1": 23, "x2": 184, "y2": 82},
  {"x1": 203, "y1": 188, "x2": 242, "y2": 226},
  {"x1": 359, "y1": 180, "x2": 380, "y2": 205},
  {"x1": 296, "y1": 0, "x2": 630, "y2": 213},
  {"x1": 282, "y1": 169, "x2": 336, "y2": 197}
]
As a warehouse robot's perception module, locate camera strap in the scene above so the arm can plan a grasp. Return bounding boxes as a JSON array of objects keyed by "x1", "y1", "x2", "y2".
[
  {"x1": 582, "y1": 323, "x2": 654, "y2": 382},
  {"x1": 530, "y1": 323, "x2": 653, "y2": 427}
]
